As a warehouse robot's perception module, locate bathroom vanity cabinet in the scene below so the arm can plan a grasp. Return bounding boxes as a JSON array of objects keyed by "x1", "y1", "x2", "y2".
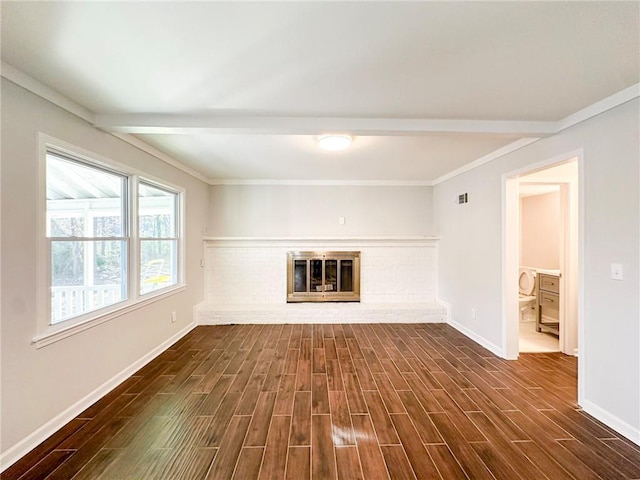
[{"x1": 537, "y1": 273, "x2": 560, "y2": 336}]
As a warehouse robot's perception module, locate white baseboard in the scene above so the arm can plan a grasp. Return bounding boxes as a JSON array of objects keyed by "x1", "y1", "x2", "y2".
[
  {"x1": 447, "y1": 318, "x2": 505, "y2": 358},
  {"x1": 436, "y1": 298, "x2": 451, "y2": 323},
  {"x1": 0, "y1": 321, "x2": 196, "y2": 473},
  {"x1": 580, "y1": 399, "x2": 640, "y2": 446},
  {"x1": 196, "y1": 302, "x2": 447, "y2": 325},
  {"x1": 198, "y1": 315, "x2": 446, "y2": 325}
]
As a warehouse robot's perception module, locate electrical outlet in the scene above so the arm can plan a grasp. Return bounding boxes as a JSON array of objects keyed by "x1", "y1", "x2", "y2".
[
  {"x1": 471, "y1": 308, "x2": 477, "y2": 320},
  {"x1": 171, "y1": 311, "x2": 177, "y2": 323}
]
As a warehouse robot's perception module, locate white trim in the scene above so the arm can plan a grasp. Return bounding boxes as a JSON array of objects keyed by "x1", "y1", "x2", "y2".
[
  {"x1": 429, "y1": 84, "x2": 640, "y2": 187},
  {"x1": 111, "y1": 133, "x2": 210, "y2": 184},
  {"x1": 1, "y1": 62, "x2": 95, "y2": 124},
  {"x1": 33, "y1": 286, "x2": 187, "y2": 348},
  {"x1": 500, "y1": 149, "x2": 583, "y2": 179},
  {"x1": 36, "y1": 133, "x2": 50, "y2": 349},
  {"x1": 519, "y1": 178, "x2": 574, "y2": 186},
  {"x1": 556, "y1": 83, "x2": 640, "y2": 132},
  {"x1": 95, "y1": 114, "x2": 556, "y2": 136},
  {"x1": 5, "y1": 64, "x2": 637, "y2": 187},
  {"x1": 197, "y1": 303, "x2": 447, "y2": 325},
  {"x1": 203, "y1": 236, "x2": 439, "y2": 248},
  {"x1": 1, "y1": 64, "x2": 207, "y2": 185},
  {"x1": 208, "y1": 179, "x2": 434, "y2": 187},
  {"x1": 41, "y1": 133, "x2": 149, "y2": 179},
  {"x1": 437, "y1": 298, "x2": 452, "y2": 324},
  {"x1": 37, "y1": 134, "x2": 187, "y2": 346},
  {"x1": 577, "y1": 149, "x2": 587, "y2": 408},
  {"x1": 502, "y1": 175, "x2": 520, "y2": 360},
  {"x1": 580, "y1": 399, "x2": 640, "y2": 446},
  {"x1": 501, "y1": 151, "x2": 582, "y2": 368},
  {"x1": 447, "y1": 318, "x2": 504, "y2": 358},
  {"x1": 0, "y1": 320, "x2": 197, "y2": 473},
  {"x1": 432, "y1": 138, "x2": 540, "y2": 185}
]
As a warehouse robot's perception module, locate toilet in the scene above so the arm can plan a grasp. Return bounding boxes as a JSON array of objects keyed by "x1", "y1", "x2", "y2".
[{"x1": 518, "y1": 267, "x2": 537, "y2": 322}]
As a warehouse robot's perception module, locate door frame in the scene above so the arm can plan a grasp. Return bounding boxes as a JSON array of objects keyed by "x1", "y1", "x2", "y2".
[{"x1": 501, "y1": 148, "x2": 584, "y2": 404}]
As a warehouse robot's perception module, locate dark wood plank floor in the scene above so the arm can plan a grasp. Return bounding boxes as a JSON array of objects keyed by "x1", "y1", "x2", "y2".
[{"x1": 4, "y1": 323, "x2": 640, "y2": 479}]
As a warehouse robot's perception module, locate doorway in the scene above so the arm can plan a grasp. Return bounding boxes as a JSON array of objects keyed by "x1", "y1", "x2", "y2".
[
  {"x1": 518, "y1": 181, "x2": 562, "y2": 352},
  {"x1": 503, "y1": 153, "x2": 580, "y2": 361}
]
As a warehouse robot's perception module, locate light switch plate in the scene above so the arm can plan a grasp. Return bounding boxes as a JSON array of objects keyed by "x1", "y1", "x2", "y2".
[{"x1": 611, "y1": 263, "x2": 623, "y2": 281}]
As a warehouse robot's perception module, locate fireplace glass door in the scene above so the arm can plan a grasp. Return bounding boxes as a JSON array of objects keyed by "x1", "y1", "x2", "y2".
[{"x1": 287, "y1": 251, "x2": 360, "y2": 302}]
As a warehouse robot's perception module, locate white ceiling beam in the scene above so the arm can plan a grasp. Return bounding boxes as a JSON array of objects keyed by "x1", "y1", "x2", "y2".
[
  {"x1": 93, "y1": 82, "x2": 640, "y2": 138},
  {"x1": 94, "y1": 114, "x2": 556, "y2": 137}
]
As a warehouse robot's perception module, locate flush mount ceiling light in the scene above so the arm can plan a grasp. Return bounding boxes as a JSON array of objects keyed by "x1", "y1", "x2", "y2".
[{"x1": 317, "y1": 134, "x2": 352, "y2": 151}]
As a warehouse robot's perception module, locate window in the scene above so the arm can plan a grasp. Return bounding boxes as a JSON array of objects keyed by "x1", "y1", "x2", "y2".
[
  {"x1": 47, "y1": 153, "x2": 128, "y2": 324},
  {"x1": 45, "y1": 147, "x2": 183, "y2": 329},
  {"x1": 139, "y1": 182, "x2": 179, "y2": 294}
]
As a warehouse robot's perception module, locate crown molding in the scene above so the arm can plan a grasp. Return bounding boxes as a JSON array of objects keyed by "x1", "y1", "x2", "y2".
[
  {"x1": 1, "y1": 62, "x2": 95, "y2": 124},
  {"x1": 431, "y1": 82, "x2": 639, "y2": 185},
  {"x1": 555, "y1": 82, "x2": 640, "y2": 132},
  {"x1": 1, "y1": 62, "x2": 208, "y2": 184},
  {"x1": 111, "y1": 133, "x2": 210, "y2": 184},
  {"x1": 4, "y1": 63, "x2": 638, "y2": 187},
  {"x1": 431, "y1": 138, "x2": 541, "y2": 186},
  {"x1": 208, "y1": 179, "x2": 433, "y2": 187}
]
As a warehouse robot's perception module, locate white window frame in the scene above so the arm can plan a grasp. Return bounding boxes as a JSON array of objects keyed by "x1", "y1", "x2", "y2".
[
  {"x1": 46, "y1": 152, "x2": 130, "y2": 324},
  {"x1": 35, "y1": 134, "x2": 186, "y2": 348},
  {"x1": 138, "y1": 179, "x2": 181, "y2": 296}
]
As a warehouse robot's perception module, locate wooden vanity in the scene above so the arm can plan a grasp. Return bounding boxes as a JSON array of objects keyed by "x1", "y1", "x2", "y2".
[{"x1": 537, "y1": 272, "x2": 560, "y2": 336}]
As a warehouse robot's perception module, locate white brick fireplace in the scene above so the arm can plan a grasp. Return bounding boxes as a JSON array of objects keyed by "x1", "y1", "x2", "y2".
[{"x1": 196, "y1": 237, "x2": 446, "y2": 324}]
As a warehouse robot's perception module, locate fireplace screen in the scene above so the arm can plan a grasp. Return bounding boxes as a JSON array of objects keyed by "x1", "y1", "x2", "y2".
[{"x1": 287, "y1": 251, "x2": 360, "y2": 302}]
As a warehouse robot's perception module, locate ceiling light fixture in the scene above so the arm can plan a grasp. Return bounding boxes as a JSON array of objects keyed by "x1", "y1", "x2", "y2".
[{"x1": 317, "y1": 134, "x2": 352, "y2": 151}]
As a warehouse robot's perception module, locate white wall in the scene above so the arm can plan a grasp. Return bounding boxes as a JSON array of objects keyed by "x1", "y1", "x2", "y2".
[
  {"x1": 204, "y1": 242, "x2": 438, "y2": 305},
  {"x1": 520, "y1": 192, "x2": 560, "y2": 269},
  {"x1": 0, "y1": 80, "x2": 209, "y2": 458},
  {"x1": 434, "y1": 98, "x2": 640, "y2": 440},
  {"x1": 209, "y1": 184, "x2": 433, "y2": 237}
]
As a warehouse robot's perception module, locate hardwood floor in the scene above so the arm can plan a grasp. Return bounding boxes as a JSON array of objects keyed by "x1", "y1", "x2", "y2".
[{"x1": 4, "y1": 323, "x2": 640, "y2": 479}]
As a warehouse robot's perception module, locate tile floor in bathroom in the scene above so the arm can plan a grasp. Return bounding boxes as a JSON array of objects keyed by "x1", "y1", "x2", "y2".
[{"x1": 519, "y1": 320, "x2": 560, "y2": 353}]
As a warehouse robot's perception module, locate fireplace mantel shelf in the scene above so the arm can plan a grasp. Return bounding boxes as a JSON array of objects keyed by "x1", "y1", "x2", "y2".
[
  {"x1": 203, "y1": 236, "x2": 439, "y2": 240},
  {"x1": 203, "y1": 236, "x2": 439, "y2": 247}
]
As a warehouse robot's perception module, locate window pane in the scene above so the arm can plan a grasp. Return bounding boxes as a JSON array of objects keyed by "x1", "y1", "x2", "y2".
[
  {"x1": 50, "y1": 216, "x2": 84, "y2": 237},
  {"x1": 51, "y1": 240, "x2": 126, "y2": 323},
  {"x1": 93, "y1": 215, "x2": 121, "y2": 237},
  {"x1": 140, "y1": 239, "x2": 177, "y2": 294},
  {"x1": 340, "y1": 260, "x2": 353, "y2": 292},
  {"x1": 310, "y1": 259, "x2": 323, "y2": 292},
  {"x1": 139, "y1": 183, "x2": 176, "y2": 238},
  {"x1": 47, "y1": 154, "x2": 125, "y2": 237},
  {"x1": 325, "y1": 260, "x2": 337, "y2": 292},
  {"x1": 294, "y1": 260, "x2": 307, "y2": 292}
]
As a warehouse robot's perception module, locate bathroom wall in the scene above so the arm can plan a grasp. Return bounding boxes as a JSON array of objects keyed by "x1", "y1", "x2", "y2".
[{"x1": 520, "y1": 191, "x2": 561, "y2": 269}]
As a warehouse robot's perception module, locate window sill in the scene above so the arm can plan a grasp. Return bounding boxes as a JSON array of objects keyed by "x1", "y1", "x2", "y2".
[{"x1": 32, "y1": 284, "x2": 187, "y2": 349}]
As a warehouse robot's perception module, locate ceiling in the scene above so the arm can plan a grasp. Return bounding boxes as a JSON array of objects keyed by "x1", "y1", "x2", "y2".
[{"x1": 2, "y1": 2, "x2": 639, "y2": 183}]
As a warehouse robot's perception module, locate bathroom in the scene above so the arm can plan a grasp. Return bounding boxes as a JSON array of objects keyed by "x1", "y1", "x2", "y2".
[{"x1": 517, "y1": 160, "x2": 579, "y2": 354}]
